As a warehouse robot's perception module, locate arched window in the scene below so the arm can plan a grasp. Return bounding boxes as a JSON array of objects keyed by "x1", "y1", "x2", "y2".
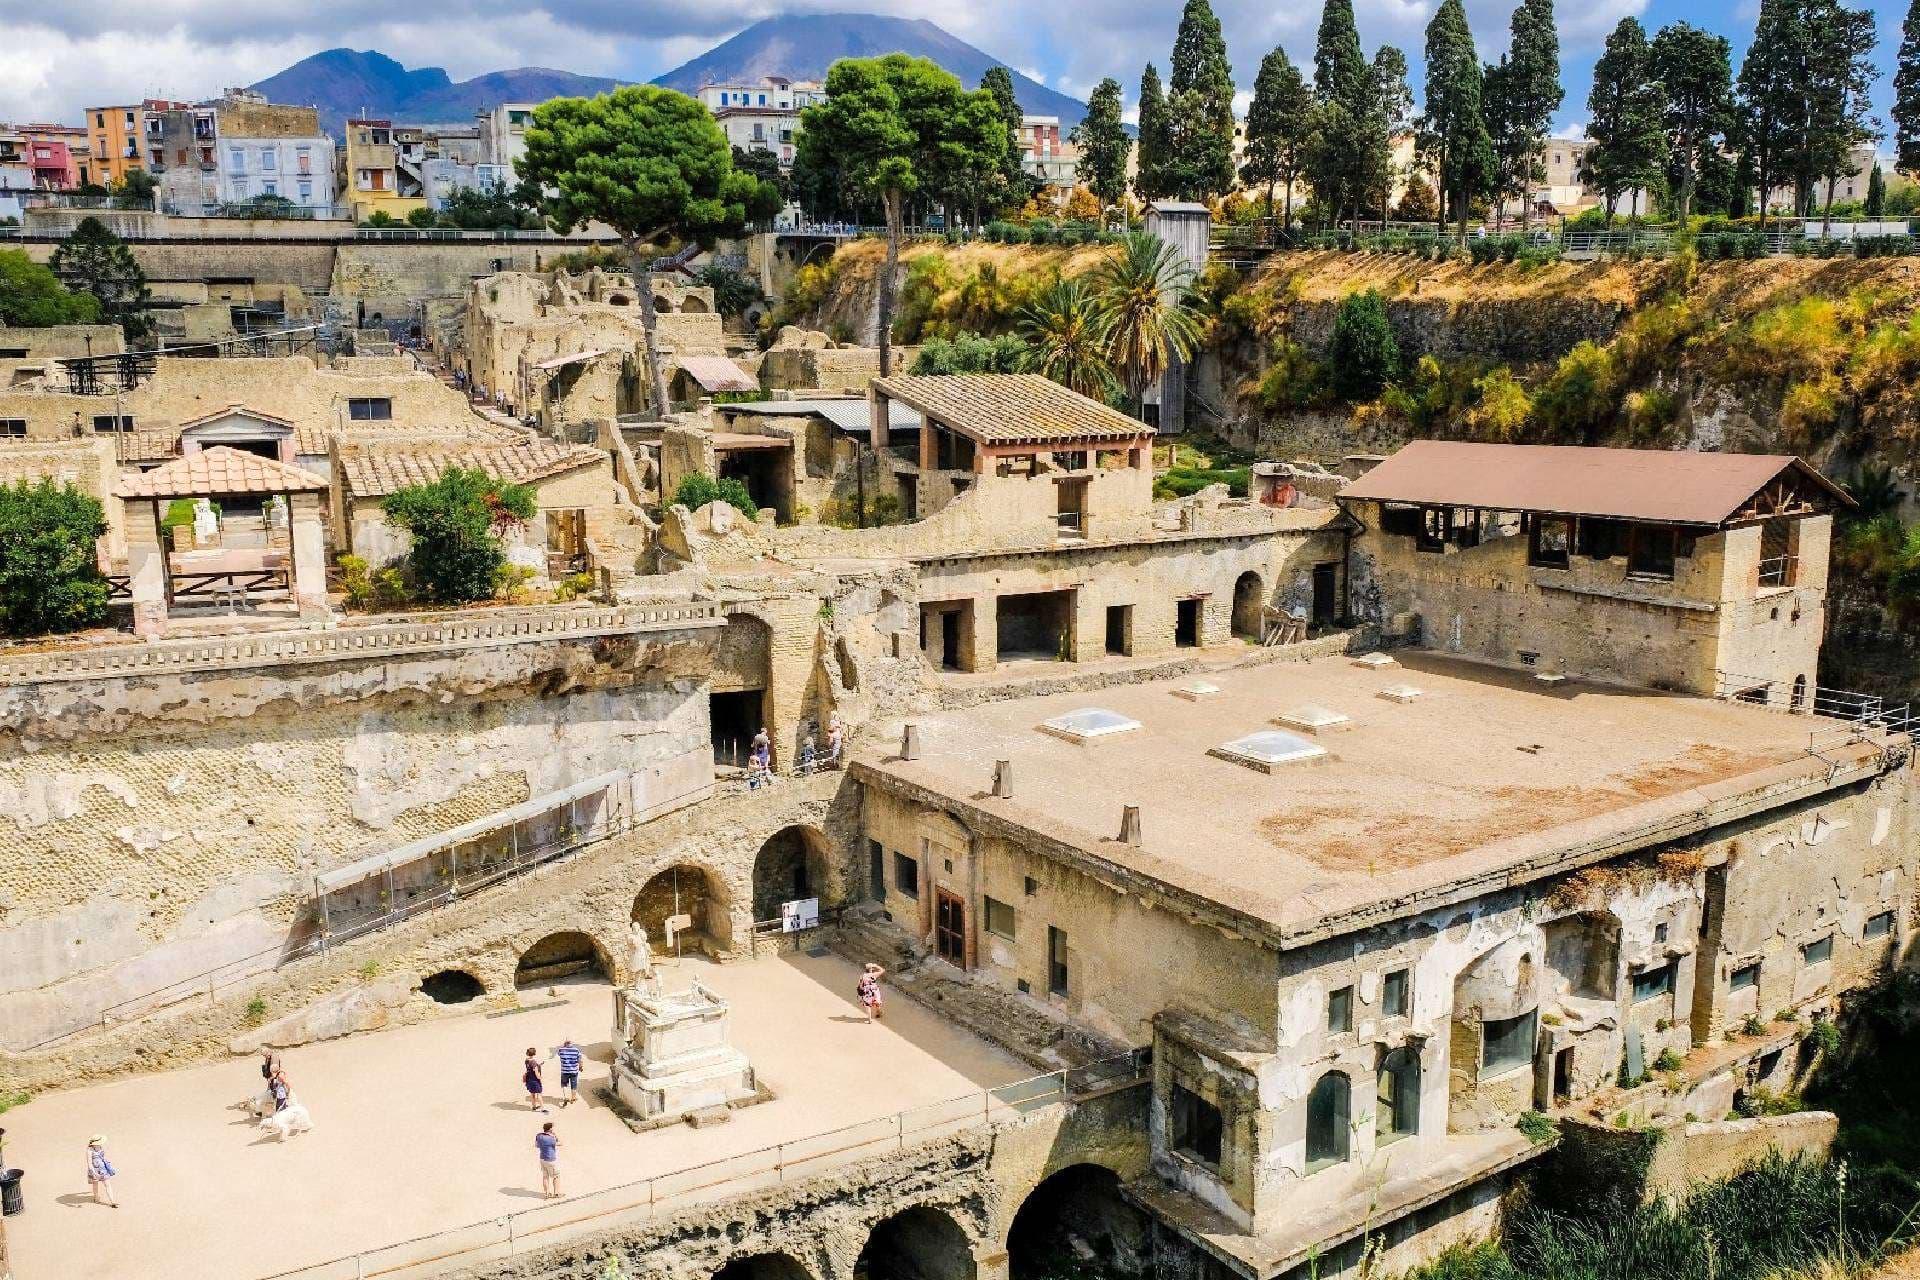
[
  {"x1": 1377, "y1": 1048, "x2": 1420, "y2": 1141},
  {"x1": 1791, "y1": 674, "x2": 1807, "y2": 712},
  {"x1": 1306, "y1": 1071, "x2": 1351, "y2": 1171}
]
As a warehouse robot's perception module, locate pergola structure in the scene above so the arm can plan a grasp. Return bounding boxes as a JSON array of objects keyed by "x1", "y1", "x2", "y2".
[{"x1": 114, "y1": 444, "x2": 331, "y2": 637}]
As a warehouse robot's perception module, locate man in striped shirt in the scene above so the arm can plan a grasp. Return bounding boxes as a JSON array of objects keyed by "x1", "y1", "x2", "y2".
[{"x1": 553, "y1": 1039, "x2": 583, "y2": 1106}]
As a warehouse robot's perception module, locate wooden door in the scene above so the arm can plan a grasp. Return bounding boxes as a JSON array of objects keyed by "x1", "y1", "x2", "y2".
[{"x1": 934, "y1": 889, "x2": 966, "y2": 967}]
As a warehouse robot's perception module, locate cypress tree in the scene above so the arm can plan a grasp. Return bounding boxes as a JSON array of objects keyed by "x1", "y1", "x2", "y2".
[
  {"x1": 1165, "y1": 0, "x2": 1238, "y2": 200},
  {"x1": 1584, "y1": 17, "x2": 1666, "y2": 223},
  {"x1": 1897, "y1": 0, "x2": 1920, "y2": 175},
  {"x1": 1738, "y1": 0, "x2": 1810, "y2": 229},
  {"x1": 1867, "y1": 162, "x2": 1887, "y2": 215},
  {"x1": 1134, "y1": 64, "x2": 1171, "y2": 203},
  {"x1": 1308, "y1": 0, "x2": 1371, "y2": 225},
  {"x1": 1241, "y1": 47, "x2": 1315, "y2": 224},
  {"x1": 1313, "y1": 0, "x2": 1368, "y2": 109},
  {"x1": 1650, "y1": 22, "x2": 1735, "y2": 223},
  {"x1": 1418, "y1": 0, "x2": 1493, "y2": 238},
  {"x1": 1362, "y1": 47, "x2": 1413, "y2": 223},
  {"x1": 1506, "y1": 0, "x2": 1562, "y2": 228},
  {"x1": 1072, "y1": 78, "x2": 1131, "y2": 227},
  {"x1": 1802, "y1": 0, "x2": 1879, "y2": 232}
]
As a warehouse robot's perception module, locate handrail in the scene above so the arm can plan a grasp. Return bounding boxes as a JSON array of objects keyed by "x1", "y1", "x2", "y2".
[{"x1": 255, "y1": 1047, "x2": 1152, "y2": 1280}]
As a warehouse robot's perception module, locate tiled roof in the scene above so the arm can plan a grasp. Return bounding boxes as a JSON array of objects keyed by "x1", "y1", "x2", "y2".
[
  {"x1": 872, "y1": 374, "x2": 1153, "y2": 446},
  {"x1": 337, "y1": 441, "x2": 605, "y2": 499},
  {"x1": 116, "y1": 445, "x2": 329, "y2": 499}
]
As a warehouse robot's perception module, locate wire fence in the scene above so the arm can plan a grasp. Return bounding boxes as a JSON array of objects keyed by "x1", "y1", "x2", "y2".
[
  {"x1": 257, "y1": 1048, "x2": 1151, "y2": 1280},
  {"x1": 1712, "y1": 672, "x2": 1917, "y2": 764}
]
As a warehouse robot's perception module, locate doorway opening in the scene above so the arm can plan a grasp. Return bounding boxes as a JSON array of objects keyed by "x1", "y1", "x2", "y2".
[
  {"x1": 1175, "y1": 598, "x2": 1203, "y2": 648},
  {"x1": 709, "y1": 689, "x2": 763, "y2": 766},
  {"x1": 1105, "y1": 604, "x2": 1132, "y2": 656},
  {"x1": 996, "y1": 590, "x2": 1074, "y2": 663}
]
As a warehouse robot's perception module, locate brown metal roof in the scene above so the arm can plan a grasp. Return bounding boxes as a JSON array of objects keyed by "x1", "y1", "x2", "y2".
[
  {"x1": 116, "y1": 445, "x2": 328, "y2": 499},
  {"x1": 1338, "y1": 441, "x2": 1852, "y2": 526},
  {"x1": 673, "y1": 355, "x2": 758, "y2": 393},
  {"x1": 873, "y1": 374, "x2": 1153, "y2": 446}
]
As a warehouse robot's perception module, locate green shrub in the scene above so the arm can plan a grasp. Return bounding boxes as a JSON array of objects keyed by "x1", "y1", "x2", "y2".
[
  {"x1": 0, "y1": 480, "x2": 110, "y2": 637},
  {"x1": 1654, "y1": 1048, "x2": 1684, "y2": 1072},
  {"x1": 909, "y1": 331, "x2": 1026, "y2": 375},
  {"x1": 1153, "y1": 466, "x2": 1250, "y2": 500},
  {"x1": 1735, "y1": 1087, "x2": 1807, "y2": 1117},
  {"x1": 1327, "y1": 290, "x2": 1399, "y2": 401},
  {"x1": 380, "y1": 467, "x2": 536, "y2": 605},
  {"x1": 1517, "y1": 1110, "x2": 1559, "y2": 1143},
  {"x1": 671, "y1": 474, "x2": 759, "y2": 519},
  {"x1": 339, "y1": 554, "x2": 375, "y2": 609}
]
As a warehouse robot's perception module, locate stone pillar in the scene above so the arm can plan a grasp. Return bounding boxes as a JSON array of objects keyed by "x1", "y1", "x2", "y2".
[
  {"x1": 125, "y1": 498, "x2": 168, "y2": 638},
  {"x1": 287, "y1": 491, "x2": 330, "y2": 622}
]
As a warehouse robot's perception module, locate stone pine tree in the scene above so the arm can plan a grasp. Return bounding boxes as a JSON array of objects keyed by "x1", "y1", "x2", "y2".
[
  {"x1": 1897, "y1": 0, "x2": 1920, "y2": 175},
  {"x1": 519, "y1": 88, "x2": 779, "y2": 417},
  {"x1": 48, "y1": 216, "x2": 152, "y2": 345},
  {"x1": 1650, "y1": 22, "x2": 1736, "y2": 222},
  {"x1": 1583, "y1": 18, "x2": 1667, "y2": 223},
  {"x1": 1165, "y1": 0, "x2": 1238, "y2": 201},
  {"x1": 1240, "y1": 46, "x2": 1315, "y2": 224},
  {"x1": 1309, "y1": 0, "x2": 1372, "y2": 226},
  {"x1": 1134, "y1": 64, "x2": 1172, "y2": 202},
  {"x1": 1504, "y1": 0, "x2": 1562, "y2": 228},
  {"x1": 1738, "y1": 0, "x2": 1811, "y2": 229},
  {"x1": 1361, "y1": 48, "x2": 1414, "y2": 222},
  {"x1": 980, "y1": 66, "x2": 1032, "y2": 211},
  {"x1": 1072, "y1": 78, "x2": 1132, "y2": 227},
  {"x1": 795, "y1": 55, "x2": 1003, "y2": 376},
  {"x1": 1418, "y1": 0, "x2": 1493, "y2": 239},
  {"x1": 1802, "y1": 0, "x2": 1879, "y2": 233}
]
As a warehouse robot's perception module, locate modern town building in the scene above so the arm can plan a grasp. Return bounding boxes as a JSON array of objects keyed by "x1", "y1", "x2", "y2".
[
  {"x1": 696, "y1": 77, "x2": 825, "y2": 167},
  {"x1": 149, "y1": 90, "x2": 336, "y2": 216},
  {"x1": 82, "y1": 99, "x2": 188, "y2": 187}
]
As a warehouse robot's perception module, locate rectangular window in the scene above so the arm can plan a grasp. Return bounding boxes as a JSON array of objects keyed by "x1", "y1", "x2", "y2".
[
  {"x1": 91, "y1": 414, "x2": 132, "y2": 432},
  {"x1": 261, "y1": 148, "x2": 275, "y2": 171},
  {"x1": 893, "y1": 851, "x2": 919, "y2": 898},
  {"x1": 1627, "y1": 524, "x2": 1678, "y2": 581},
  {"x1": 868, "y1": 839, "x2": 884, "y2": 896},
  {"x1": 1481, "y1": 1010, "x2": 1536, "y2": 1077},
  {"x1": 261, "y1": 180, "x2": 276, "y2": 196},
  {"x1": 1865, "y1": 910, "x2": 1896, "y2": 940},
  {"x1": 1654, "y1": 922, "x2": 1669, "y2": 944},
  {"x1": 1529, "y1": 515, "x2": 1572, "y2": 569},
  {"x1": 983, "y1": 896, "x2": 1016, "y2": 941},
  {"x1": 1379, "y1": 503, "x2": 1422, "y2": 538},
  {"x1": 1730, "y1": 962, "x2": 1761, "y2": 991},
  {"x1": 1170, "y1": 1084, "x2": 1224, "y2": 1166},
  {"x1": 1631, "y1": 962, "x2": 1675, "y2": 1002},
  {"x1": 0, "y1": 419, "x2": 25, "y2": 438},
  {"x1": 298, "y1": 181, "x2": 312, "y2": 202},
  {"x1": 228, "y1": 147, "x2": 244, "y2": 172},
  {"x1": 1415, "y1": 505, "x2": 1451, "y2": 552},
  {"x1": 1327, "y1": 985, "x2": 1353, "y2": 1033},
  {"x1": 1023, "y1": 875, "x2": 1038, "y2": 897},
  {"x1": 1047, "y1": 926, "x2": 1069, "y2": 996},
  {"x1": 1578, "y1": 517, "x2": 1628, "y2": 560},
  {"x1": 347, "y1": 397, "x2": 392, "y2": 421},
  {"x1": 1382, "y1": 968, "x2": 1410, "y2": 1018},
  {"x1": 1802, "y1": 935, "x2": 1834, "y2": 966}
]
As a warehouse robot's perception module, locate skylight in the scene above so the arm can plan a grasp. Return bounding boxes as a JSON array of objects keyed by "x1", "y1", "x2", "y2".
[
  {"x1": 1353, "y1": 652, "x2": 1398, "y2": 669},
  {"x1": 1172, "y1": 680, "x2": 1222, "y2": 701},
  {"x1": 1378, "y1": 684, "x2": 1424, "y2": 704},
  {"x1": 1038, "y1": 707, "x2": 1143, "y2": 744},
  {"x1": 1275, "y1": 705, "x2": 1352, "y2": 734},
  {"x1": 1209, "y1": 730, "x2": 1329, "y2": 773}
]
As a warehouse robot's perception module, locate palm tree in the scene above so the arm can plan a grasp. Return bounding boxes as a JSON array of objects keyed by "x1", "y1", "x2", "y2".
[
  {"x1": 1017, "y1": 278, "x2": 1115, "y2": 400},
  {"x1": 1089, "y1": 233, "x2": 1204, "y2": 415}
]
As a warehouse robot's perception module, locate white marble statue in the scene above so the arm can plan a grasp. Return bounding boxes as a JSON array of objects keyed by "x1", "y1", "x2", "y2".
[{"x1": 627, "y1": 920, "x2": 657, "y2": 991}]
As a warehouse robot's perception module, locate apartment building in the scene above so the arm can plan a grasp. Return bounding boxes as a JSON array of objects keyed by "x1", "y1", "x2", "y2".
[
  {"x1": 1018, "y1": 115, "x2": 1077, "y2": 194},
  {"x1": 346, "y1": 120, "x2": 501, "y2": 219},
  {"x1": 476, "y1": 102, "x2": 537, "y2": 173},
  {"x1": 696, "y1": 77, "x2": 825, "y2": 166},
  {"x1": 150, "y1": 90, "x2": 335, "y2": 216},
  {"x1": 83, "y1": 100, "x2": 189, "y2": 187},
  {"x1": 20, "y1": 124, "x2": 88, "y2": 189}
]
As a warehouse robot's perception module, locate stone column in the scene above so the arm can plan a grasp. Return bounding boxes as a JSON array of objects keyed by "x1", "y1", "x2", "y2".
[
  {"x1": 125, "y1": 498, "x2": 168, "y2": 638},
  {"x1": 287, "y1": 491, "x2": 330, "y2": 622}
]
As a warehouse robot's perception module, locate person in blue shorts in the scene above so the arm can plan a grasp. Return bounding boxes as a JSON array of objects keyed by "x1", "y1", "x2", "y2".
[{"x1": 554, "y1": 1039, "x2": 583, "y2": 1107}]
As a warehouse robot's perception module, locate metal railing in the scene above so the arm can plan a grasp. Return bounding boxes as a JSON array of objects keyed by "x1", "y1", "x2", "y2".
[
  {"x1": 257, "y1": 1048, "x2": 1151, "y2": 1280},
  {"x1": 1757, "y1": 554, "x2": 1798, "y2": 589},
  {"x1": 1712, "y1": 673, "x2": 1917, "y2": 763}
]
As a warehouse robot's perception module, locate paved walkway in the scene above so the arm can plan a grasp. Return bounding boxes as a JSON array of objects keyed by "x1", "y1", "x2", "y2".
[{"x1": 3, "y1": 952, "x2": 1026, "y2": 1280}]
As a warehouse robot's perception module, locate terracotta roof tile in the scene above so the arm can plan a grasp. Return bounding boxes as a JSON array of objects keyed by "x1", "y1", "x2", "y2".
[
  {"x1": 337, "y1": 441, "x2": 605, "y2": 499},
  {"x1": 116, "y1": 445, "x2": 328, "y2": 499},
  {"x1": 873, "y1": 374, "x2": 1152, "y2": 445}
]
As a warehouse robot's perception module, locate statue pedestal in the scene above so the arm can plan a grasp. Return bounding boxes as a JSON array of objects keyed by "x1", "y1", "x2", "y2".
[{"x1": 610, "y1": 980, "x2": 758, "y2": 1124}]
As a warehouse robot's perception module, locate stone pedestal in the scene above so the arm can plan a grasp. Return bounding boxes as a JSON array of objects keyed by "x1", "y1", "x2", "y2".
[{"x1": 610, "y1": 980, "x2": 757, "y2": 1123}]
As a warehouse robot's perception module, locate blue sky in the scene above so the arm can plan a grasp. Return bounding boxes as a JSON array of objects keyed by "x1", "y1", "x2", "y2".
[{"x1": 0, "y1": 0, "x2": 1908, "y2": 148}]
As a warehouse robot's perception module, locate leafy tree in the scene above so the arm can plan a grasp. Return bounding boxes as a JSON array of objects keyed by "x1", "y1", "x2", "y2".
[
  {"x1": 1504, "y1": 0, "x2": 1562, "y2": 228},
  {"x1": 48, "y1": 216, "x2": 151, "y2": 344},
  {"x1": 437, "y1": 183, "x2": 541, "y2": 231},
  {"x1": 1328, "y1": 290, "x2": 1399, "y2": 401},
  {"x1": 1134, "y1": 64, "x2": 1172, "y2": 202},
  {"x1": 1073, "y1": 79, "x2": 1132, "y2": 227},
  {"x1": 1394, "y1": 173, "x2": 1440, "y2": 222},
  {"x1": 1583, "y1": 18, "x2": 1667, "y2": 223},
  {"x1": 1483, "y1": 57, "x2": 1524, "y2": 227},
  {"x1": 1307, "y1": 0, "x2": 1371, "y2": 226},
  {"x1": 0, "y1": 250, "x2": 102, "y2": 327},
  {"x1": 671, "y1": 473, "x2": 758, "y2": 518},
  {"x1": 1360, "y1": 47, "x2": 1414, "y2": 222},
  {"x1": 381, "y1": 467, "x2": 536, "y2": 604},
  {"x1": 1898, "y1": 0, "x2": 1920, "y2": 175},
  {"x1": 406, "y1": 206, "x2": 439, "y2": 228},
  {"x1": 909, "y1": 331, "x2": 1026, "y2": 374},
  {"x1": 1802, "y1": 0, "x2": 1879, "y2": 233},
  {"x1": 731, "y1": 145, "x2": 790, "y2": 202},
  {"x1": 112, "y1": 169, "x2": 159, "y2": 206},
  {"x1": 796, "y1": 55, "x2": 1002, "y2": 376},
  {"x1": 0, "y1": 481, "x2": 109, "y2": 637},
  {"x1": 981, "y1": 65, "x2": 1033, "y2": 211},
  {"x1": 1241, "y1": 47, "x2": 1315, "y2": 225},
  {"x1": 1651, "y1": 23, "x2": 1736, "y2": 223},
  {"x1": 1419, "y1": 0, "x2": 1493, "y2": 238},
  {"x1": 1686, "y1": 146, "x2": 1743, "y2": 217},
  {"x1": 520, "y1": 87, "x2": 780, "y2": 416},
  {"x1": 1164, "y1": 0, "x2": 1237, "y2": 201},
  {"x1": 1017, "y1": 279, "x2": 1115, "y2": 399},
  {"x1": 694, "y1": 264, "x2": 766, "y2": 319},
  {"x1": 1867, "y1": 162, "x2": 1887, "y2": 216},
  {"x1": 1089, "y1": 232, "x2": 1203, "y2": 414},
  {"x1": 1739, "y1": 0, "x2": 1811, "y2": 228}
]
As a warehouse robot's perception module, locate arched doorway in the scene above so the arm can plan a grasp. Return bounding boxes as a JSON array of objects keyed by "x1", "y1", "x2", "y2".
[
  {"x1": 1376, "y1": 1048, "x2": 1420, "y2": 1141},
  {"x1": 1007, "y1": 1164, "x2": 1151, "y2": 1280},
  {"x1": 1306, "y1": 1071, "x2": 1351, "y2": 1170},
  {"x1": 752, "y1": 824, "x2": 829, "y2": 922},
  {"x1": 514, "y1": 931, "x2": 610, "y2": 987},
  {"x1": 633, "y1": 863, "x2": 733, "y2": 955},
  {"x1": 421, "y1": 970, "x2": 485, "y2": 1004},
  {"x1": 714, "y1": 1253, "x2": 813, "y2": 1280},
  {"x1": 680, "y1": 295, "x2": 711, "y2": 314},
  {"x1": 653, "y1": 295, "x2": 676, "y2": 313},
  {"x1": 855, "y1": 1205, "x2": 976, "y2": 1280},
  {"x1": 1231, "y1": 571, "x2": 1265, "y2": 641}
]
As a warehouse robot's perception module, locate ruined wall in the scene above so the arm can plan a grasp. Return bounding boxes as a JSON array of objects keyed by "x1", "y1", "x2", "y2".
[{"x1": 0, "y1": 627, "x2": 718, "y2": 1051}]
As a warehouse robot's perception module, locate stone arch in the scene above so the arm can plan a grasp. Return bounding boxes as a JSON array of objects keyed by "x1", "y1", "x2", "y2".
[
  {"x1": 1305, "y1": 1070, "x2": 1351, "y2": 1170},
  {"x1": 1791, "y1": 674, "x2": 1808, "y2": 711},
  {"x1": 633, "y1": 862, "x2": 734, "y2": 954},
  {"x1": 856, "y1": 1205, "x2": 977, "y2": 1280},
  {"x1": 680, "y1": 294, "x2": 711, "y2": 314},
  {"x1": 1007, "y1": 1164, "x2": 1151, "y2": 1280},
  {"x1": 713, "y1": 1253, "x2": 815, "y2": 1280},
  {"x1": 1449, "y1": 938, "x2": 1543, "y2": 1132},
  {"x1": 1231, "y1": 570, "x2": 1265, "y2": 641},
  {"x1": 514, "y1": 930, "x2": 612, "y2": 988},
  {"x1": 653, "y1": 294, "x2": 676, "y2": 313},
  {"x1": 421, "y1": 969, "x2": 485, "y2": 1004},
  {"x1": 1376, "y1": 1047, "x2": 1420, "y2": 1140},
  {"x1": 752, "y1": 823, "x2": 830, "y2": 922},
  {"x1": 608, "y1": 292, "x2": 633, "y2": 306}
]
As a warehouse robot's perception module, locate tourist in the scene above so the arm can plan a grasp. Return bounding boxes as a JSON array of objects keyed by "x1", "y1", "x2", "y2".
[
  {"x1": 269, "y1": 1069, "x2": 291, "y2": 1113},
  {"x1": 535, "y1": 1122, "x2": 561, "y2": 1199},
  {"x1": 554, "y1": 1038, "x2": 583, "y2": 1107},
  {"x1": 798, "y1": 732, "x2": 817, "y2": 775},
  {"x1": 749, "y1": 728, "x2": 771, "y2": 772},
  {"x1": 857, "y1": 962, "x2": 886, "y2": 1022},
  {"x1": 259, "y1": 1049, "x2": 282, "y2": 1084},
  {"x1": 86, "y1": 1135, "x2": 117, "y2": 1208},
  {"x1": 523, "y1": 1047, "x2": 548, "y2": 1113},
  {"x1": 823, "y1": 716, "x2": 844, "y2": 771}
]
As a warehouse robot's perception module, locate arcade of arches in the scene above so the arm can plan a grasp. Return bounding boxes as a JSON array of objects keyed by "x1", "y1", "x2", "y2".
[
  {"x1": 752, "y1": 823, "x2": 830, "y2": 923},
  {"x1": 633, "y1": 863, "x2": 733, "y2": 954},
  {"x1": 714, "y1": 1254, "x2": 813, "y2": 1280},
  {"x1": 854, "y1": 1205, "x2": 976, "y2": 1280},
  {"x1": 514, "y1": 931, "x2": 611, "y2": 987},
  {"x1": 1007, "y1": 1164, "x2": 1152, "y2": 1280}
]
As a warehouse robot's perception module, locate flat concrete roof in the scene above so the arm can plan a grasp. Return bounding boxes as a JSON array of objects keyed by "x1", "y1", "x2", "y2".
[{"x1": 854, "y1": 652, "x2": 1891, "y2": 946}]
